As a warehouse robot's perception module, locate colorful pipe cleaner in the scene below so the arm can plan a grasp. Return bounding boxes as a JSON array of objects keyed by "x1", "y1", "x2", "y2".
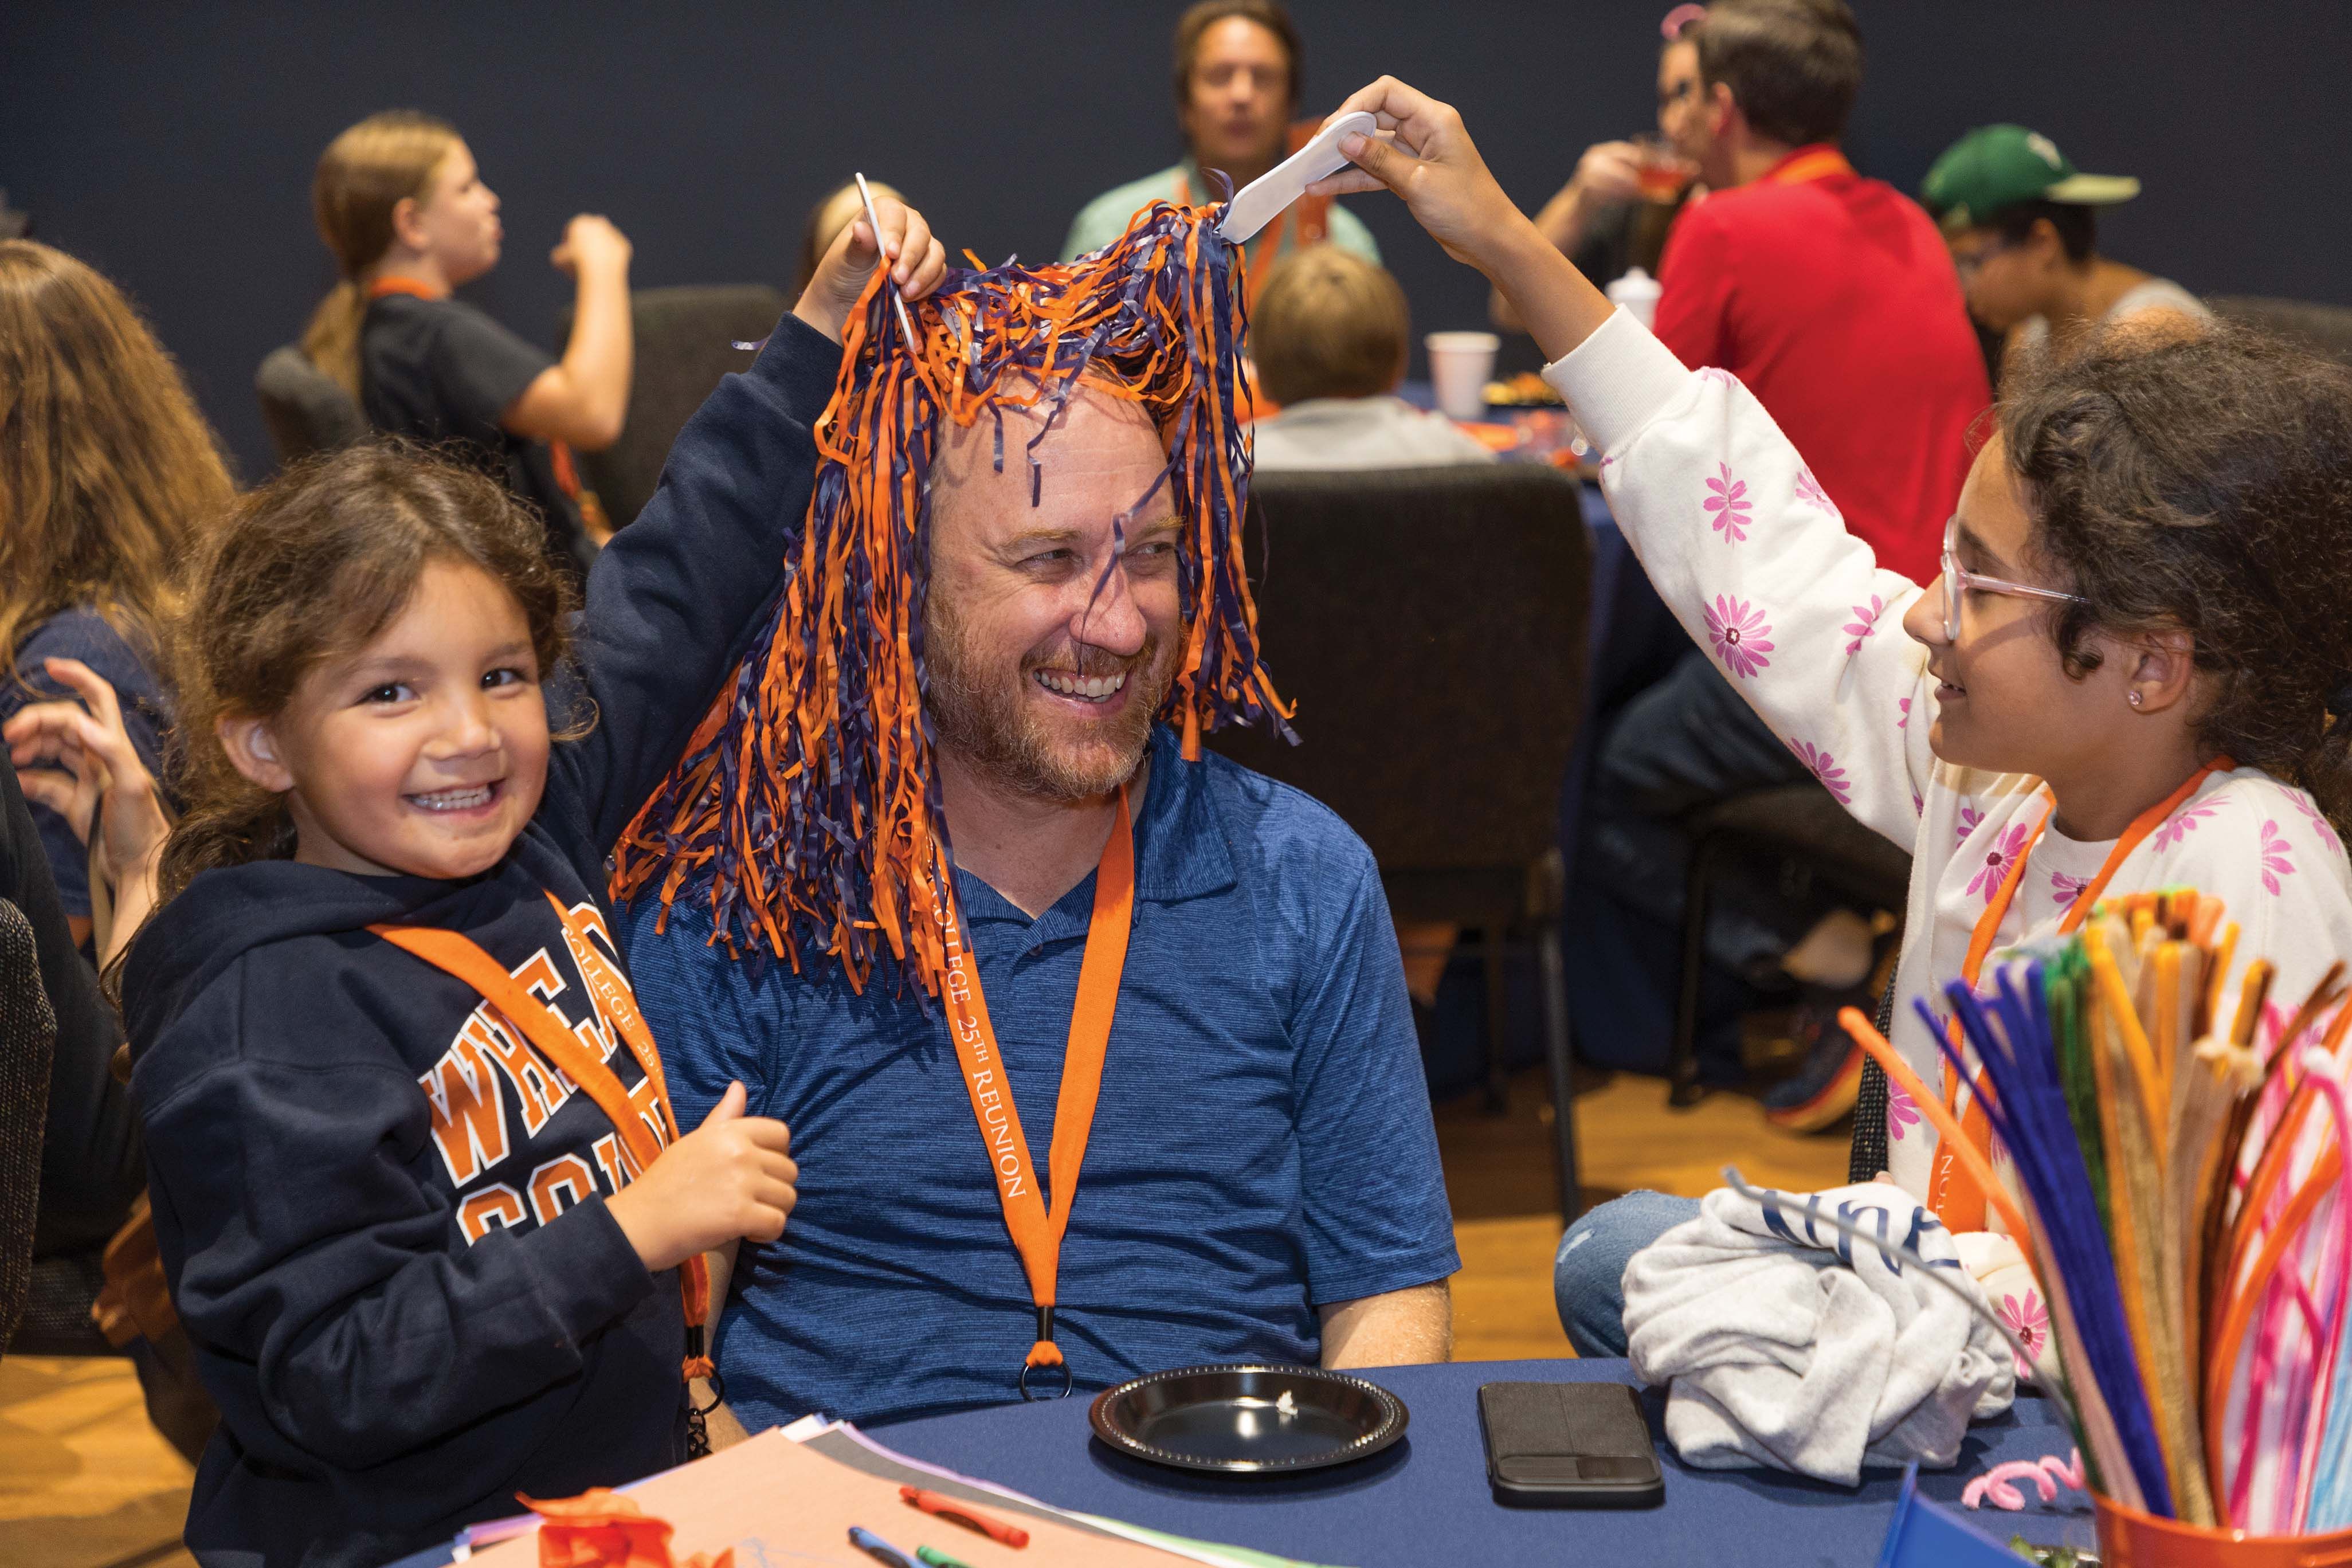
[{"x1": 611, "y1": 199, "x2": 1291, "y2": 997}]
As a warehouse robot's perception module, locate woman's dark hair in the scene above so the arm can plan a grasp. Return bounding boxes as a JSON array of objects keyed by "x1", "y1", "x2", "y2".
[
  {"x1": 1171, "y1": 0, "x2": 1302, "y2": 111},
  {"x1": 1989, "y1": 199, "x2": 2098, "y2": 265},
  {"x1": 2003, "y1": 320, "x2": 2352, "y2": 836},
  {"x1": 1691, "y1": 0, "x2": 1863, "y2": 149},
  {"x1": 157, "y1": 441, "x2": 576, "y2": 902}
]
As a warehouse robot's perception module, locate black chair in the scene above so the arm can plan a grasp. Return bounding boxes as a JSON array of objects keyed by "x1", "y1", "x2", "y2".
[
  {"x1": 255, "y1": 344, "x2": 369, "y2": 466},
  {"x1": 2209, "y1": 296, "x2": 2352, "y2": 370},
  {"x1": 558, "y1": 284, "x2": 790, "y2": 529},
  {"x1": 1665, "y1": 782, "x2": 1911, "y2": 1106},
  {"x1": 1209, "y1": 464, "x2": 1594, "y2": 1218},
  {"x1": 0, "y1": 899, "x2": 58, "y2": 1357}
]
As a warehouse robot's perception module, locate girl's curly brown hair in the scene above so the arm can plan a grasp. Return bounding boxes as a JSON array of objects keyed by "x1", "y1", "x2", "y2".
[
  {"x1": 2003, "y1": 319, "x2": 2352, "y2": 840},
  {"x1": 159, "y1": 441, "x2": 575, "y2": 903}
]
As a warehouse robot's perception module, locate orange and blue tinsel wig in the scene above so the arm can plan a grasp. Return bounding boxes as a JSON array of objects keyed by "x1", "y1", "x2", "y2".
[{"x1": 611, "y1": 200, "x2": 1289, "y2": 996}]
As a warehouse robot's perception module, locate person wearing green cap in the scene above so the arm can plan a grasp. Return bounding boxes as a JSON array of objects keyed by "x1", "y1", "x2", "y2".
[{"x1": 1923, "y1": 124, "x2": 2208, "y2": 374}]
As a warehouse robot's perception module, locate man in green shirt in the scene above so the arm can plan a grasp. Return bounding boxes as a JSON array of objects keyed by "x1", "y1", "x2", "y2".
[{"x1": 1061, "y1": 0, "x2": 1378, "y2": 277}]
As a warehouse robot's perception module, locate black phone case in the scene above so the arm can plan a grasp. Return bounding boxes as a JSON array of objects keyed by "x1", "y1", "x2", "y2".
[{"x1": 1477, "y1": 1381, "x2": 1666, "y2": 1508}]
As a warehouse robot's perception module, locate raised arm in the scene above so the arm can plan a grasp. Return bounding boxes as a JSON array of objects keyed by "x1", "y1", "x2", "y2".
[
  {"x1": 504, "y1": 215, "x2": 635, "y2": 452},
  {"x1": 554, "y1": 202, "x2": 946, "y2": 849},
  {"x1": 1312, "y1": 79, "x2": 1935, "y2": 845}
]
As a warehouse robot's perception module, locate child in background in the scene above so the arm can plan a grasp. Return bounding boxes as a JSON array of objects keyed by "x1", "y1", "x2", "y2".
[
  {"x1": 1249, "y1": 245, "x2": 1496, "y2": 472},
  {"x1": 304, "y1": 111, "x2": 630, "y2": 577},
  {"x1": 0, "y1": 240, "x2": 233, "y2": 951},
  {"x1": 1313, "y1": 79, "x2": 2352, "y2": 1355},
  {"x1": 129, "y1": 200, "x2": 945, "y2": 1568}
]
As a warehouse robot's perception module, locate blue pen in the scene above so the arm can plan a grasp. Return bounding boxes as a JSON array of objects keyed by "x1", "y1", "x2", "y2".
[{"x1": 848, "y1": 1524, "x2": 922, "y2": 1568}]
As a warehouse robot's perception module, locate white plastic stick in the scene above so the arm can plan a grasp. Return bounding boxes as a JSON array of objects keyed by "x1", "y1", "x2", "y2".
[
  {"x1": 1215, "y1": 111, "x2": 1378, "y2": 245},
  {"x1": 854, "y1": 170, "x2": 918, "y2": 346}
]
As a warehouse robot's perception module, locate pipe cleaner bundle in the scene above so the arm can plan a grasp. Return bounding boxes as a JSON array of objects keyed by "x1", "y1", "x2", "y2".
[
  {"x1": 613, "y1": 201, "x2": 1289, "y2": 995},
  {"x1": 1841, "y1": 890, "x2": 2352, "y2": 1538}
]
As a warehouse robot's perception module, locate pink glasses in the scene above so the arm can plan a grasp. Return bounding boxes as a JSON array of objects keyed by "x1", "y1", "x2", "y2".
[{"x1": 1941, "y1": 513, "x2": 2087, "y2": 642}]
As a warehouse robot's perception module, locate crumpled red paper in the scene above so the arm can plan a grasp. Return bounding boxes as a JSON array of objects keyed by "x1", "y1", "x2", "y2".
[{"x1": 519, "y1": 1488, "x2": 735, "y2": 1568}]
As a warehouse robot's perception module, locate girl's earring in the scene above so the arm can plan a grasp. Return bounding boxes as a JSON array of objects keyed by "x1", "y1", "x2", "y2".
[{"x1": 2127, "y1": 690, "x2": 2144, "y2": 707}]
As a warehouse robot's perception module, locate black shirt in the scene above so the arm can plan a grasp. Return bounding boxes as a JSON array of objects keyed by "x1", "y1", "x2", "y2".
[{"x1": 359, "y1": 293, "x2": 594, "y2": 575}]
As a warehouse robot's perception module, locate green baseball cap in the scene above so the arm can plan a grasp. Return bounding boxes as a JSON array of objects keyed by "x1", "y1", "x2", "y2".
[{"x1": 1921, "y1": 124, "x2": 2142, "y2": 234}]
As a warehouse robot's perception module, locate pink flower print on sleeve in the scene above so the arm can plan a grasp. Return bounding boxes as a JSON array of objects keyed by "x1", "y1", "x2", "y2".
[
  {"x1": 1997, "y1": 1290, "x2": 2051, "y2": 1379},
  {"x1": 1953, "y1": 802, "x2": 1985, "y2": 846},
  {"x1": 1967, "y1": 820, "x2": 2031, "y2": 903},
  {"x1": 2153, "y1": 801, "x2": 2220, "y2": 852},
  {"x1": 1911, "y1": 788, "x2": 1924, "y2": 818},
  {"x1": 1794, "y1": 465, "x2": 1840, "y2": 518},
  {"x1": 1843, "y1": 594, "x2": 1884, "y2": 655},
  {"x1": 1705, "y1": 463, "x2": 1753, "y2": 543},
  {"x1": 2288, "y1": 790, "x2": 2342, "y2": 859},
  {"x1": 1887, "y1": 1079, "x2": 1920, "y2": 1142},
  {"x1": 2050, "y1": 869, "x2": 2090, "y2": 909},
  {"x1": 1786, "y1": 738, "x2": 1853, "y2": 804},
  {"x1": 1696, "y1": 366, "x2": 1737, "y2": 389},
  {"x1": 1704, "y1": 595, "x2": 1774, "y2": 679},
  {"x1": 2258, "y1": 820, "x2": 2296, "y2": 896},
  {"x1": 1897, "y1": 695, "x2": 1912, "y2": 730}
]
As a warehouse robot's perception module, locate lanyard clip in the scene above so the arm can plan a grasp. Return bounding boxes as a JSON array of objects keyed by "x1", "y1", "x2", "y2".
[{"x1": 1018, "y1": 1306, "x2": 1073, "y2": 1401}]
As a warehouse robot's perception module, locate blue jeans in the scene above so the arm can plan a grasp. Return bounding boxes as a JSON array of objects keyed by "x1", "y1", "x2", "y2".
[{"x1": 1554, "y1": 1191, "x2": 1700, "y2": 1358}]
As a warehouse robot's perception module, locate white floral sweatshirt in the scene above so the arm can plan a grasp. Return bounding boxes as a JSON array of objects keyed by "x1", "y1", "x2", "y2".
[{"x1": 1543, "y1": 309, "x2": 2352, "y2": 1209}]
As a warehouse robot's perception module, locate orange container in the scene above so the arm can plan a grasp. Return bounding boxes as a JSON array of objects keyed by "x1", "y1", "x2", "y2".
[{"x1": 2095, "y1": 1495, "x2": 2352, "y2": 1566}]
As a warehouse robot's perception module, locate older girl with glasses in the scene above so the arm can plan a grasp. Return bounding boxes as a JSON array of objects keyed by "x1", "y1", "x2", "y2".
[{"x1": 1310, "y1": 75, "x2": 2352, "y2": 1361}]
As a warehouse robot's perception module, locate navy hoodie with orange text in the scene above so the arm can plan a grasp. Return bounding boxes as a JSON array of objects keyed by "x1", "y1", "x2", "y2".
[{"x1": 121, "y1": 313, "x2": 839, "y2": 1568}]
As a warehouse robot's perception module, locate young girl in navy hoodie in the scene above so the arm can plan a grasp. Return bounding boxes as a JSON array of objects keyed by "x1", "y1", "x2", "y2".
[{"x1": 123, "y1": 199, "x2": 945, "y2": 1568}]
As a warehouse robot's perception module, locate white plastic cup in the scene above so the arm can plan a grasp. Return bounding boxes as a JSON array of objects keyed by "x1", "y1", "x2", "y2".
[
  {"x1": 1606, "y1": 266, "x2": 1663, "y2": 331},
  {"x1": 1425, "y1": 331, "x2": 1501, "y2": 422}
]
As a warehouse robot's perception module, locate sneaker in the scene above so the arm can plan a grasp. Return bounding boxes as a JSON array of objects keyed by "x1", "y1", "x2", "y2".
[{"x1": 1762, "y1": 992, "x2": 1868, "y2": 1132}]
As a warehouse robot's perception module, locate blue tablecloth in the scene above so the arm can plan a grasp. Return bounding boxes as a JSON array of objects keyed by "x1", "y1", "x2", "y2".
[
  {"x1": 869, "y1": 1359, "x2": 2097, "y2": 1567},
  {"x1": 383, "y1": 1359, "x2": 2095, "y2": 1568}
]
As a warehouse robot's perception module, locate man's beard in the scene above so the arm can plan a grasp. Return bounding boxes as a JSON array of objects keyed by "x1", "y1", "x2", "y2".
[{"x1": 922, "y1": 590, "x2": 1173, "y2": 804}]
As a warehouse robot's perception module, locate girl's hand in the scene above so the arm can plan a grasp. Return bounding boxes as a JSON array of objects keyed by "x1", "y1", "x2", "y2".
[
  {"x1": 605, "y1": 1081, "x2": 798, "y2": 1274},
  {"x1": 5, "y1": 657, "x2": 170, "y2": 887},
  {"x1": 1303, "y1": 77, "x2": 1538, "y2": 276},
  {"x1": 552, "y1": 214, "x2": 633, "y2": 279},
  {"x1": 1310, "y1": 77, "x2": 1615, "y2": 364},
  {"x1": 1570, "y1": 140, "x2": 1645, "y2": 206},
  {"x1": 791, "y1": 195, "x2": 947, "y2": 344}
]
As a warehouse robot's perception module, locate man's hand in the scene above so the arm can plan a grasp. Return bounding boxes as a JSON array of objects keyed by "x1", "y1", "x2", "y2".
[
  {"x1": 1567, "y1": 140, "x2": 1645, "y2": 209},
  {"x1": 606, "y1": 1082, "x2": 797, "y2": 1274},
  {"x1": 552, "y1": 214, "x2": 632, "y2": 280},
  {"x1": 792, "y1": 195, "x2": 948, "y2": 345},
  {"x1": 1319, "y1": 1280, "x2": 1453, "y2": 1369}
]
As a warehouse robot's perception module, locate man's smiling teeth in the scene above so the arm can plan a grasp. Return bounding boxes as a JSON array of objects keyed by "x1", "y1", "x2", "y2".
[
  {"x1": 1034, "y1": 669, "x2": 1126, "y2": 703},
  {"x1": 411, "y1": 785, "x2": 493, "y2": 812}
]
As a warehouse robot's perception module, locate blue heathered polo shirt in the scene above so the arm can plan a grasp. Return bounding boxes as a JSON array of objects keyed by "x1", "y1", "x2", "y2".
[{"x1": 621, "y1": 723, "x2": 1459, "y2": 1429}]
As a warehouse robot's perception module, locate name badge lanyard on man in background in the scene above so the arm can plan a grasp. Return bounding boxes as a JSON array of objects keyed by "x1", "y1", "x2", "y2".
[
  {"x1": 1934, "y1": 761, "x2": 2226, "y2": 1229},
  {"x1": 934, "y1": 788, "x2": 1135, "y2": 1398},
  {"x1": 372, "y1": 891, "x2": 723, "y2": 1449}
]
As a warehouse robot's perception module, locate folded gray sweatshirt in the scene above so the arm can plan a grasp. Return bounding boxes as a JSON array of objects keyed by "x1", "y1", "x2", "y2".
[{"x1": 1622, "y1": 1181, "x2": 2016, "y2": 1485}]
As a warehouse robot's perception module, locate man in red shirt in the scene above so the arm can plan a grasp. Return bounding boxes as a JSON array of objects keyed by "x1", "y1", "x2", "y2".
[
  {"x1": 1656, "y1": 1, "x2": 1987, "y2": 581},
  {"x1": 1574, "y1": 0, "x2": 1989, "y2": 1135}
]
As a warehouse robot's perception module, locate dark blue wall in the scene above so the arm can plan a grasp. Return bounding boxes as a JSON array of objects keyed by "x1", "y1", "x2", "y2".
[{"x1": 6, "y1": 1, "x2": 2345, "y2": 482}]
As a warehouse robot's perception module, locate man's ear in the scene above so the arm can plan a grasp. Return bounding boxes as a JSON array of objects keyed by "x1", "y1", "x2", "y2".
[
  {"x1": 2122, "y1": 628, "x2": 2200, "y2": 717},
  {"x1": 1706, "y1": 80, "x2": 1738, "y2": 141},
  {"x1": 218, "y1": 714, "x2": 296, "y2": 794}
]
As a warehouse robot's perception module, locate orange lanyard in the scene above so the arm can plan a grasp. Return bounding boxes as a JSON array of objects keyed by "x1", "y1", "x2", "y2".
[
  {"x1": 366, "y1": 275, "x2": 446, "y2": 301},
  {"x1": 1932, "y1": 760, "x2": 2227, "y2": 1228},
  {"x1": 1761, "y1": 145, "x2": 1856, "y2": 186},
  {"x1": 373, "y1": 892, "x2": 712, "y2": 1382},
  {"x1": 934, "y1": 789, "x2": 1134, "y2": 1398}
]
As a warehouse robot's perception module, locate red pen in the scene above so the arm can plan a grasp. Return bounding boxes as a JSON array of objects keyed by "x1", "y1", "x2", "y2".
[{"x1": 898, "y1": 1486, "x2": 1031, "y2": 1549}]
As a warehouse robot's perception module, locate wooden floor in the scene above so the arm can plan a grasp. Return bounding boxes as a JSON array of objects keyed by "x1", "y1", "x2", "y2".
[{"x1": 0, "y1": 1065, "x2": 1845, "y2": 1565}]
